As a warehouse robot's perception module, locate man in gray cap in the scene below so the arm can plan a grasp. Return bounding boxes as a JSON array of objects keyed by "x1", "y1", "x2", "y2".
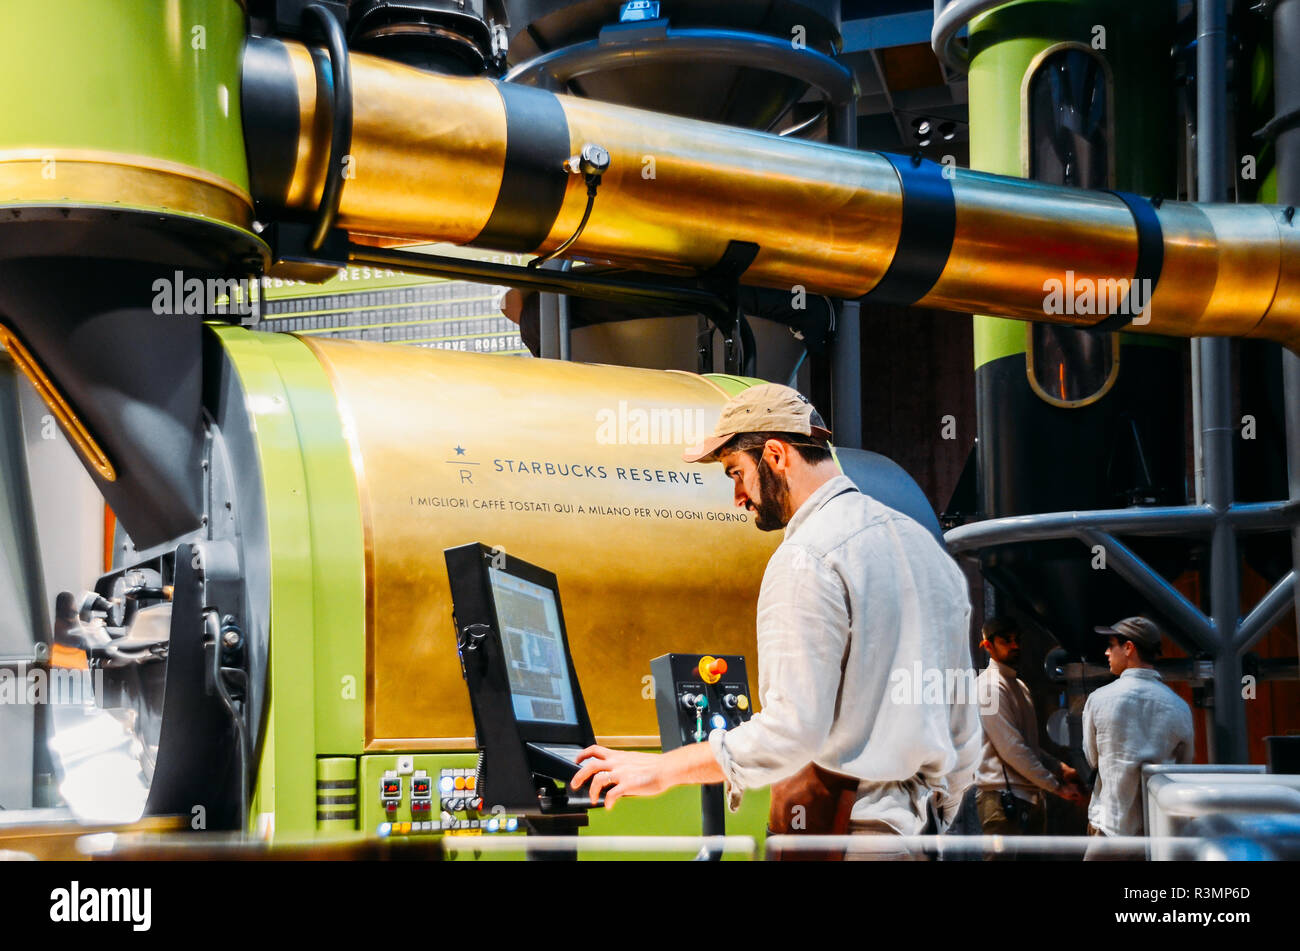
[
  {"x1": 1083, "y1": 616, "x2": 1195, "y2": 844},
  {"x1": 571, "y1": 384, "x2": 979, "y2": 856}
]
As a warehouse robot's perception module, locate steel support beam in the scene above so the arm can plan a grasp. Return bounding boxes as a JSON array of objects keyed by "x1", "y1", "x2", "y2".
[
  {"x1": 1196, "y1": 0, "x2": 1247, "y2": 762},
  {"x1": 1235, "y1": 571, "x2": 1297, "y2": 655},
  {"x1": 1079, "y1": 530, "x2": 1216, "y2": 654}
]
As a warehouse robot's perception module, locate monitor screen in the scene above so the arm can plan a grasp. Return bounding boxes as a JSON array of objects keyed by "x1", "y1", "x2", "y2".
[{"x1": 488, "y1": 566, "x2": 579, "y2": 726}]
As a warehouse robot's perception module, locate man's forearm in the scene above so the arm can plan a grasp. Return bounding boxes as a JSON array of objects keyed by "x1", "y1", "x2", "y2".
[{"x1": 662, "y1": 741, "x2": 726, "y2": 787}]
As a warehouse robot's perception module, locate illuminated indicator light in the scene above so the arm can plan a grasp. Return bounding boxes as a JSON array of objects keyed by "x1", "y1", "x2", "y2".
[
  {"x1": 711, "y1": 714, "x2": 727, "y2": 730},
  {"x1": 440, "y1": 777, "x2": 454, "y2": 792},
  {"x1": 488, "y1": 818, "x2": 500, "y2": 832},
  {"x1": 466, "y1": 776, "x2": 476, "y2": 790},
  {"x1": 454, "y1": 776, "x2": 466, "y2": 790},
  {"x1": 506, "y1": 818, "x2": 519, "y2": 832},
  {"x1": 378, "y1": 823, "x2": 392, "y2": 837},
  {"x1": 737, "y1": 695, "x2": 749, "y2": 711}
]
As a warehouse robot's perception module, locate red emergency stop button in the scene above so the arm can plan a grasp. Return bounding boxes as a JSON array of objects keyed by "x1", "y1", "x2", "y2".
[{"x1": 698, "y1": 656, "x2": 727, "y2": 684}]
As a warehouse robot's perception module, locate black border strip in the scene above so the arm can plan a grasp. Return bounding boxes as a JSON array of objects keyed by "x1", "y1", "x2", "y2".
[
  {"x1": 315, "y1": 779, "x2": 356, "y2": 789},
  {"x1": 1089, "y1": 191, "x2": 1164, "y2": 332},
  {"x1": 859, "y1": 154, "x2": 956, "y2": 306},
  {"x1": 474, "y1": 83, "x2": 571, "y2": 253}
]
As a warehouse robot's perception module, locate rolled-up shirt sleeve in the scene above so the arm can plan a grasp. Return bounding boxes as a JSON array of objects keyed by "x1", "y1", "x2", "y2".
[{"x1": 707, "y1": 544, "x2": 850, "y2": 811}]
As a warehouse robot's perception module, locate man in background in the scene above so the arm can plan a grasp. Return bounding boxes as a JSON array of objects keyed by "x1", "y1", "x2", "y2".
[
  {"x1": 1083, "y1": 615, "x2": 1194, "y2": 848},
  {"x1": 976, "y1": 617, "x2": 1086, "y2": 846}
]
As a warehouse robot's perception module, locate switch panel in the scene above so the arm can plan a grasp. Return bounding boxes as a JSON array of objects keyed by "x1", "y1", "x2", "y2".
[
  {"x1": 651, "y1": 653, "x2": 752, "y2": 753},
  {"x1": 363, "y1": 755, "x2": 524, "y2": 838},
  {"x1": 380, "y1": 772, "x2": 403, "y2": 815}
]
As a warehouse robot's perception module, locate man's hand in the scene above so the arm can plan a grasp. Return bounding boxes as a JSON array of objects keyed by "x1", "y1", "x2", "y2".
[
  {"x1": 1057, "y1": 764, "x2": 1088, "y2": 804},
  {"x1": 569, "y1": 747, "x2": 671, "y2": 809},
  {"x1": 1058, "y1": 782, "x2": 1087, "y2": 805},
  {"x1": 569, "y1": 742, "x2": 726, "y2": 809}
]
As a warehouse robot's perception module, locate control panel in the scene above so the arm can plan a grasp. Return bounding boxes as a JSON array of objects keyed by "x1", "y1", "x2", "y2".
[
  {"x1": 369, "y1": 758, "x2": 521, "y2": 839},
  {"x1": 651, "y1": 653, "x2": 753, "y2": 752}
]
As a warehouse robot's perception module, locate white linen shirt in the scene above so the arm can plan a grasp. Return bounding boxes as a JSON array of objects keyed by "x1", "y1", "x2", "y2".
[
  {"x1": 708, "y1": 474, "x2": 980, "y2": 832},
  {"x1": 1082, "y1": 667, "x2": 1194, "y2": 835},
  {"x1": 976, "y1": 659, "x2": 1064, "y2": 802}
]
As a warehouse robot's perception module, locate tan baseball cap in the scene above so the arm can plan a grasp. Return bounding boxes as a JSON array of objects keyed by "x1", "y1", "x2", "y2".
[{"x1": 682, "y1": 383, "x2": 832, "y2": 463}]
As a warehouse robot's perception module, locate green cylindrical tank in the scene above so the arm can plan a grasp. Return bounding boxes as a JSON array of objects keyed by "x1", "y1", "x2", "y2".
[
  {"x1": 964, "y1": 0, "x2": 1188, "y2": 657},
  {"x1": 0, "y1": 0, "x2": 261, "y2": 266}
]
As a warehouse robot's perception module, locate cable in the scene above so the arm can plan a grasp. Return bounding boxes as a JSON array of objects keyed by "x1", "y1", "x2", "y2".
[
  {"x1": 206, "y1": 610, "x2": 249, "y2": 834},
  {"x1": 529, "y1": 190, "x2": 596, "y2": 268},
  {"x1": 529, "y1": 144, "x2": 610, "y2": 269},
  {"x1": 304, "y1": 3, "x2": 353, "y2": 253}
]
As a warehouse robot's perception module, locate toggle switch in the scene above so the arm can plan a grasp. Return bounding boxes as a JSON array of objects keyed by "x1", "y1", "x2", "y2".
[{"x1": 680, "y1": 692, "x2": 707, "y2": 710}]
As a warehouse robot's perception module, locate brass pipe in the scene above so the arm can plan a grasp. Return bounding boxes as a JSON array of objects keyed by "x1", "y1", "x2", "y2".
[
  {"x1": 243, "y1": 38, "x2": 1300, "y2": 352},
  {"x1": 0, "y1": 325, "x2": 116, "y2": 482}
]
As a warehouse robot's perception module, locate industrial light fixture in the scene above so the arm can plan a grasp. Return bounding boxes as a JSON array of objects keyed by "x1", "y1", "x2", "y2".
[{"x1": 911, "y1": 116, "x2": 933, "y2": 148}]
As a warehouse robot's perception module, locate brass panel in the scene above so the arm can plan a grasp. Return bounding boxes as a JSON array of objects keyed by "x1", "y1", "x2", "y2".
[
  {"x1": 1131, "y1": 201, "x2": 1221, "y2": 337},
  {"x1": 300, "y1": 338, "x2": 778, "y2": 748},
  {"x1": 923, "y1": 169, "x2": 1138, "y2": 322},
  {"x1": 0, "y1": 326, "x2": 115, "y2": 481},
  {"x1": 1197, "y1": 205, "x2": 1282, "y2": 336},
  {"x1": 0, "y1": 148, "x2": 252, "y2": 228},
  {"x1": 283, "y1": 41, "x2": 507, "y2": 244},
  {"x1": 1248, "y1": 206, "x2": 1300, "y2": 351},
  {"x1": 1132, "y1": 203, "x2": 1281, "y2": 340},
  {"x1": 554, "y1": 96, "x2": 904, "y2": 297}
]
